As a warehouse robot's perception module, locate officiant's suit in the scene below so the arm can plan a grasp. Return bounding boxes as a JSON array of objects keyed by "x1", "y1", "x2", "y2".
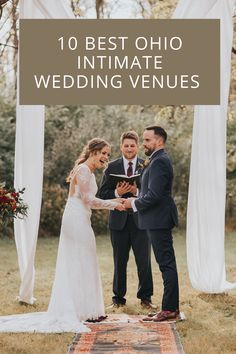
[
  {"x1": 99, "y1": 156, "x2": 153, "y2": 306},
  {"x1": 134, "y1": 149, "x2": 179, "y2": 312}
]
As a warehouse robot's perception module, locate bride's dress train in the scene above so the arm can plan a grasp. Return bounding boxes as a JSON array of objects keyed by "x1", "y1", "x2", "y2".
[{"x1": 0, "y1": 164, "x2": 117, "y2": 332}]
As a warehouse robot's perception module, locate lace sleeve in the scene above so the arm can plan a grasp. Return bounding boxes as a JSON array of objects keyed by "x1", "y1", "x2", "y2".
[{"x1": 76, "y1": 165, "x2": 118, "y2": 210}]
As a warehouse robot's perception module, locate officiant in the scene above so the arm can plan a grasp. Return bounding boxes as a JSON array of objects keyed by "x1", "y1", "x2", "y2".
[{"x1": 99, "y1": 131, "x2": 155, "y2": 309}]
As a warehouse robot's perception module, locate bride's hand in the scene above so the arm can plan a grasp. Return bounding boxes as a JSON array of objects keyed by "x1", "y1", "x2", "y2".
[
  {"x1": 114, "y1": 202, "x2": 126, "y2": 211},
  {"x1": 112, "y1": 198, "x2": 126, "y2": 204}
]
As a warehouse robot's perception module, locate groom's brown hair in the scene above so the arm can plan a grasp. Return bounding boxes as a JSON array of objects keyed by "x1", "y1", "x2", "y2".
[{"x1": 120, "y1": 131, "x2": 139, "y2": 144}]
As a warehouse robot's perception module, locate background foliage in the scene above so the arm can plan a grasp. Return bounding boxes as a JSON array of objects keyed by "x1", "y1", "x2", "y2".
[
  {"x1": 1, "y1": 101, "x2": 236, "y2": 237},
  {"x1": 0, "y1": 0, "x2": 236, "y2": 236}
]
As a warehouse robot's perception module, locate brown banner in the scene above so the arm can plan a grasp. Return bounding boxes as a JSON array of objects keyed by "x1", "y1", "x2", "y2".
[{"x1": 19, "y1": 19, "x2": 220, "y2": 105}]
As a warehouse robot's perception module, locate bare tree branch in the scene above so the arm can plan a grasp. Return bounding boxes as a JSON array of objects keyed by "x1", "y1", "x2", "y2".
[
  {"x1": 0, "y1": 28, "x2": 11, "y2": 57},
  {"x1": 11, "y1": 0, "x2": 18, "y2": 93},
  {"x1": 0, "y1": 0, "x2": 10, "y2": 19},
  {"x1": 0, "y1": 0, "x2": 9, "y2": 4},
  {"x1": 71, "y1": 0, "x2": 76, "y2": 13},
  {"x1": 0, "y1": 42, "x2": 17, "y2": 49},
  {"x1": 70, "y1": 0, "x2": 82, "y2": 17},
  {"x1": 136, "y1": 0, "x2": 146, "y2": 18},
  {"x1": 96, "y1": 0, "x2": 104, "y2": 19}
]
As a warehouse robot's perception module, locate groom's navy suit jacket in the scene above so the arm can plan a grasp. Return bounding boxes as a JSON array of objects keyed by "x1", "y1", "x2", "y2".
[
  {"x1": 99, "y1": 157, "x2": 143, "y2": 230},
  {"x1": 135, "y1": 149, "x2": 178, "y2": 230}
]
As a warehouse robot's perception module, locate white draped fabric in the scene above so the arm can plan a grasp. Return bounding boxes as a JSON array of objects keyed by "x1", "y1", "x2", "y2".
[
  {"x1": 174, "y1": 0, "x2": 236, "y2": 292},
  {"x1": 14, "y1": 106, "x2": 44, "y2": 304},
  {"x1": 14, "y1": 0, "x2": 74, "y2": 304}
]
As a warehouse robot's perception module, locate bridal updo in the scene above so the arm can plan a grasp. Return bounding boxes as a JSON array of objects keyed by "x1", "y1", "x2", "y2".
[{"x1": 66, "y1": 138, "x2": 110, "y2": 182}]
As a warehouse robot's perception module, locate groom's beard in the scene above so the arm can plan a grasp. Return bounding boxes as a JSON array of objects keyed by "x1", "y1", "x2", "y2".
[{"x1": 144, "y1": 147, "x2": 154, "y2": 156}]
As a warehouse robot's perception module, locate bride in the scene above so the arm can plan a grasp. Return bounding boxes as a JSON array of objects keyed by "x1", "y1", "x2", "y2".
[{"x1": 0, "y1": 138, "x2": 125, "y2": 333}]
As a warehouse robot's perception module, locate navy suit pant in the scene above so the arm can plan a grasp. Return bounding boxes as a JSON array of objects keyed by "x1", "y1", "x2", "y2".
[
  {"x1": 147, "y1": 228, "x2": 179, "y2": 312},
  {"x1": 111, "y1": 214, "x2": 153, "y2": 304}
]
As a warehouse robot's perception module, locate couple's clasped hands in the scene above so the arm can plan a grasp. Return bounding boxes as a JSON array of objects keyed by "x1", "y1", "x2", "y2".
[
  {"x1": 113, "y1": 198, "x2": 135, "y2": 212},
  {"x1": 114, "y1": 181, "x2": 137, "y2": 211}
]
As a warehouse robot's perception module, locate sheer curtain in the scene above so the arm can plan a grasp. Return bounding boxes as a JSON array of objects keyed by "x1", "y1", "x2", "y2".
[
  {"x1": 174, "y1": 0, "x2": 236, "y2": 292},
  {"x1": 14, "y1": 0, "x2": 74, "y2": 304}
]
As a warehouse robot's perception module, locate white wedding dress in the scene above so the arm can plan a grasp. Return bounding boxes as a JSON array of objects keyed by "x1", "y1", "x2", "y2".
[{"x1": 0, "y1": 164, "x2": 117, "y2": 333}]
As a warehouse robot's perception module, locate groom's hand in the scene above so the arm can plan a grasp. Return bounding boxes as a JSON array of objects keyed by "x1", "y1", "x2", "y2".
[
  {"x1": 114, "y1": 203, "x2": 126, "y2": 211},
  {"x1": 124, "y1": 198, "x2": 135, "y2": 209}
]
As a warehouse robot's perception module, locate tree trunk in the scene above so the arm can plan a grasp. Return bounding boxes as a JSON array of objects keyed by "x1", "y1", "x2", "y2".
[
  {"x1": 96, "y1": 0, "x2": 104, "y2": 19},
  {"x1": 11, "y1": 0, "x2": 19, "y2": 96}
]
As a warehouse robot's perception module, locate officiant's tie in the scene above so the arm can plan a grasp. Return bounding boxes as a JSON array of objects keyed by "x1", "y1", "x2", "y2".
[{"x1": 127, "y1": 161, "x2": 133, "y2": 177}]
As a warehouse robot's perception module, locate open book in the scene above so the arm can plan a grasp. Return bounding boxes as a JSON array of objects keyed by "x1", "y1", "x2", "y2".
[{"x1": 109, "y1": 173, "x2": 141, "y2": 188}]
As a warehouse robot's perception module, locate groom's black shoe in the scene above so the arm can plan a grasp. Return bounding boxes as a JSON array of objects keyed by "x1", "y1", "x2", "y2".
[{"x1": 141, "y1": 299, "x2": 157, "y2": 310}]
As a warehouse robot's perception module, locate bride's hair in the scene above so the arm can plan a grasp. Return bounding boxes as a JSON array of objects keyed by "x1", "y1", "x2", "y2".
[{"x1": 66, "y1": 138, "x2": 110, "y2": 182}]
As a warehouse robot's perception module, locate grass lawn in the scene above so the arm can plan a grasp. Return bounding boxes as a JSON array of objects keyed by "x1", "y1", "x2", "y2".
[{"x1": 0, "y1": 231, "x2": 236, "y2": 354}]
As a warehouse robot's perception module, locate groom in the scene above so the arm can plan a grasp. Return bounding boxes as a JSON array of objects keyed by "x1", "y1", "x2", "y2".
[{"x1": 124, "y1": 126, "x2": 179, "y2": 321}]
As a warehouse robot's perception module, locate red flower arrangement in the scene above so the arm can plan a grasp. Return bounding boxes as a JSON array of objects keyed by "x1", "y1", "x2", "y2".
[{"x1": 0, "y1": 183, "x2": 28, "y2": 223}]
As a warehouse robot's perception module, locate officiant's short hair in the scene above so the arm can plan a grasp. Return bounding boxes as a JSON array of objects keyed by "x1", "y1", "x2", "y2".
[{"x1": 120, "y1": 131, "x2": 139, "y2": 144}]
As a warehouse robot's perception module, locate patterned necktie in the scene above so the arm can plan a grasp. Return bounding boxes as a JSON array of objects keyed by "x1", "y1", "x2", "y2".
[{"x1": 127, "y1": 161, "x2": 133, "y2": 177}]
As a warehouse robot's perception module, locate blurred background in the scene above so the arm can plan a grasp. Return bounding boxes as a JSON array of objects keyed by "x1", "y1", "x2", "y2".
[{"x1": 0, "y1": 0, "x2": 236, "y2": 237}]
